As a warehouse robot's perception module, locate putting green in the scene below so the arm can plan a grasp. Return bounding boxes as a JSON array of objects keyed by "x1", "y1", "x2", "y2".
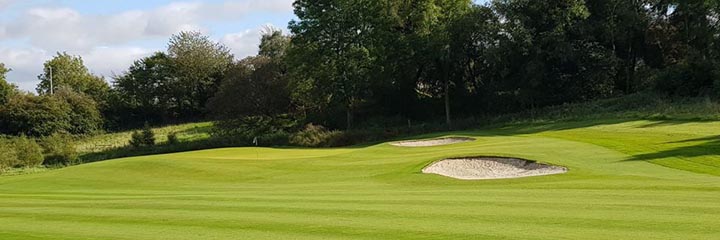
[{"x1": 1, "y1": 119, "x2": 719, "y2": 239}]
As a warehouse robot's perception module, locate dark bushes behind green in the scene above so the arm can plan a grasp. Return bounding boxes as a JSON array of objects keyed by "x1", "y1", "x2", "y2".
[
  {"x1": 257, "y1": 131, "x2": 290, "y2": 146},
  {"x1": 289, "y1": 124, "x2": 342, "y2": 147},
  {"x1": 42, "y1": 133, "x2": 79, "y2": 166}
]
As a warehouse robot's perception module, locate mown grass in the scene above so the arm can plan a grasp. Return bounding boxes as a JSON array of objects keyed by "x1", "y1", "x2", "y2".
[
  {"x1": 0, "y1": 116, "x2": 718, "y2": 239},
  {"x1": 65, "y1": 93, "x2": 720, "y2": 164}
]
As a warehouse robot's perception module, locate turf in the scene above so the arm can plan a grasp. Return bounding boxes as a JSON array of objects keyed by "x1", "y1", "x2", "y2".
[{"x1": 1, "y1": 119, "x2": 719, "y2": 239}]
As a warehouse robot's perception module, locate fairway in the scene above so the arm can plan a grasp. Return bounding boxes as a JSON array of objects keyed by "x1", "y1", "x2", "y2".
[{"x1": 1, "y1": 119, "x2": 719, "y2": 239}]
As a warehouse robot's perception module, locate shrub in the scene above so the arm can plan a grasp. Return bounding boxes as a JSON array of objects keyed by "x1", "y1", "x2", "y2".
[
  {"x1": 0, "y1": 89, "x2": 103, "y2": 137},
  {"x1": 167, "y1": 132, "x2": 180, "y2": 144},
  {"x1": 129, "y1": 124, "x2": 155, "y2": 148},
  {"x1": 0, "y1": 93, "x2": 72, "y2": 136},
  {"x1": 13, "y1": 136, "x2": 44, "y2": 167},
  {"x1": 258, "y1": 131, "x2": 290, "y2": 146},
  {"x1": 212, "y1": 115, "x2": 296, "y2": 138},
  {"x1": 54, "y1": 88, "x2": 104, "y2": 135},
  {"x1": 655, "y1": 58, "x2": 719, "y2": 97},
  {"x1": 41, "y1": 133, "x2": 78, "y2": 166},
  {"x1": 289, "y1": 124, "x2": 342, "y2": 147},
  {"x1": 0, "y1": 140, "x2": 18, "y2": 169}
]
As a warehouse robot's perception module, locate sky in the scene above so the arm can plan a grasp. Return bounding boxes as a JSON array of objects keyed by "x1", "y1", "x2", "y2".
[{"x1": 0, "y1": 0, "x2": 486, "y2": 91}]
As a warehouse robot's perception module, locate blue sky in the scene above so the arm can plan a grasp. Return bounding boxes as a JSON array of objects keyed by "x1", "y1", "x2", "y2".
[{"x1": 0, "y1": 0, "x2": 485, "y2": 91}]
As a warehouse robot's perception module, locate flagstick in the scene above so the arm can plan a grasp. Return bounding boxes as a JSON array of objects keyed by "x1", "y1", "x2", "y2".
[{"x1": 254, "y1": 137, "x2": 259, "y2": 161}]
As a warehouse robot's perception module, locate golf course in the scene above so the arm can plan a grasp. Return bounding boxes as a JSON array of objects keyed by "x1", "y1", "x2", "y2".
[{"x1": 1, "y1": 119, "x2": 718, "y2": 239}]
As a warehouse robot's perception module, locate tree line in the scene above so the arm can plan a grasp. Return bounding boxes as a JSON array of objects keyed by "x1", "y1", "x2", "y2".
[{"x1": 1, "y1": 0, "x2": 719, "y2": 138}]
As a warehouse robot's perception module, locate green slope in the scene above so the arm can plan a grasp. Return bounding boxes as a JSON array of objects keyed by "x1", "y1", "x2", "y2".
[{"x1": 0, "y1": 119, "x2": 719, "y2": 239}]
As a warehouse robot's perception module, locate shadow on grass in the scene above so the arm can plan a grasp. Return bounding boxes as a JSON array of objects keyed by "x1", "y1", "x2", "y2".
[
  {"x1": 175, "y1": 124, "x2": 214, "y2": 136},
  {"x1": 80, "y1": 135, "x2": 376, "y2": 163},
  {"x1": 626, "y1": 136, "x2": 720, "y2": 163},
  {"x1": 80, "y1": 138, "x2": 236, "y2": 163},
  {"x1": 467, "y1": 118, "x2": 633, "y2": 136},
  {"x1": 638, "y1": 119, "x2": 717, "y2": 128}
]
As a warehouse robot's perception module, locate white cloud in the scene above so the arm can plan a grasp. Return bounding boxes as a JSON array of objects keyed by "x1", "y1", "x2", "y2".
[
  {"x1": 0, "y1": 0, "x2": 17, "y2": 10},
  {"x1": 0, "y1": 1, "x2": 294, "y2": 91},
  {"x1": 80, "y1": 47, "x2": 156, "y2": 79},
  {"x1": 0, "y1": 1, "x2": 292, "y2": 51},
  {"x1": 221, "y1": 29, "x2": 262, "y2": 59},
  {"x1": 0, "y1": 46, "x2": 156, "y2": 90},
  {"x1": 0, "y1": 47, "x2": 48, "y2": 91},
  {"x1": 206, "y1": 0, "x2": 294, "y2": 19}
]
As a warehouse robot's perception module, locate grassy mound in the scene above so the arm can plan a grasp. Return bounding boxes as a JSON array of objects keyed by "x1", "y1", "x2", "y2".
[{"x1": 0, "y1": 118, "x2": 718, "y2": 239}]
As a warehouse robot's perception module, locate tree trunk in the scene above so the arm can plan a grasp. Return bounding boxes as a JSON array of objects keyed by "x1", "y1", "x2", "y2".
[
  {"x1": 444, "y1": 78, "x2": 451, "y2": 129},
  {"x1": 628, "y1": 44, "x2": 637, "y2": 93},
  {"x1": 346, "y1": 107, "x2": 353, "y2": 130}
]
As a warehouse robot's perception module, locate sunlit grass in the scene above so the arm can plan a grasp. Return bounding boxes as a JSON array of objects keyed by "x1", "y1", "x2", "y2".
[{"x1": 0, "y1": 118, "x2": 718, "y2": 239}]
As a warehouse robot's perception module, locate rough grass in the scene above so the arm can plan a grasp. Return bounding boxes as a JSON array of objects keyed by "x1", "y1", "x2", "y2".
[
  {"x1": 495, "y1": 93, "x2": 720, "y2": 123},
  {"x1": 76, "y1": 122, "x2": 213, "y2": 154},
  {"x1": 0, "y1": 118, "x2": 718, "y2": 239}
]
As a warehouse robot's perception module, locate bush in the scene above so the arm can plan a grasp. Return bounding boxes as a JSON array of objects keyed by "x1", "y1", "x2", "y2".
[
  {"x1": 0, "y1": 93, "x2": 72, "y2": 136},
  {"x1": 656, "y1": 58, "x2": 719, "y2": 97},
  {"x1": 54, "y1": 88, "x2": 104, "y2": 135},
  {"x1": 0, "y1": 89, "x2": 103, "y2": 137},
  {"x1": 212, "y1": 115, "x2": 297, "y2": 138},
  {"x1": 42, "y1": 133, "x2": 78, "y2": 166},
  {"x1": 289, "y1": 124, "x2": 342, "y2": 147},
  {"x1": 13, "y1": 136, "x2": 44, "y2": 167},
  {"x1": 129, "y1": 124, "x2": 155, "y2": 148},
  {"x1": 167, "y1": 132, "x2": 179, "y2": 144},
  {"x1": 258, "y1": 131, "x2": 290, "y2": 146},
  {"x1": 0, "y1": 140, "x2": 18, "y2": 169}
]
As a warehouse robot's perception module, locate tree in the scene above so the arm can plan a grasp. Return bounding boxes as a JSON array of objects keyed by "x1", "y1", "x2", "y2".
[
  {"x1": 289, "y1": 0, "x2": 382, "y2": 129},
  {"x1": 444, "y1": 5, "x2": 502, "y2": 115},
  {"x1": 54, "y1": 88, "x2": 103, "y2": 135},
  {"x1": 0, "y1": 93, "x2": 72, "y2": 136},
  {"x1": 491, "y1": 0, "x2": 617, "y2": 109},
  {"x1": 37, "y1": 52, "x2": 109, "y2": 103},
  {"x1": 111, "y1": 52, "x2": 174, "y2": 126},
  {"x1": 209, "y1": 30, "x2": 292, "y2": 136},
  {"x1": 0, "y1": 89, "x2": 101, "y2": 136},
  {"x1": 585, "y1": 0, "x2": 652, "y2": 93},
  {"x1": 209, "y1": 57, "x2": 291, "y2": 132},
  {"x1": 167, "y1": 31, "x2": 233, "y2": 118},
  {"x1": 419, "y1": 0, "x2": 472, "y2": 127},
  {"x1": 259, "y1": 27, "x2": 291, "y2": 59},
  {"x1": 0, "y1": 63, "x2": 17, "y2": 105},
  {"x1": 647, "y1": 0, "x2": 720, "y2": 96},
  {"x1": 366, "y1": 0, "x2": 438, "y2": 120}
]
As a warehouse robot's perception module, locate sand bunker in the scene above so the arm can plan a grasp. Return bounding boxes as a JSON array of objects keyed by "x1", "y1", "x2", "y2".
[
  {"x1": 423, "y1": 157, "x2": 567, "y2": 180},
  {"x1": 391, "y1": 137, "x2": 474, "y2": 147}
]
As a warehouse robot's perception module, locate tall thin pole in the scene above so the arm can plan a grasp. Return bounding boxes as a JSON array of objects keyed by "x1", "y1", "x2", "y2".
[{"x1": 49, "y1": 66, "x2": 53, "y2": 95}]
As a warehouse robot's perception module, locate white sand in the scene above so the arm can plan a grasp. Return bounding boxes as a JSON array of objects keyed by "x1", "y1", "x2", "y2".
[
  {"x1": 391, "y1": 137, "x2": 474, "y2": 147},
  {"x1": 423, "y1": 157, "x2": 567, "y2": 180}
]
